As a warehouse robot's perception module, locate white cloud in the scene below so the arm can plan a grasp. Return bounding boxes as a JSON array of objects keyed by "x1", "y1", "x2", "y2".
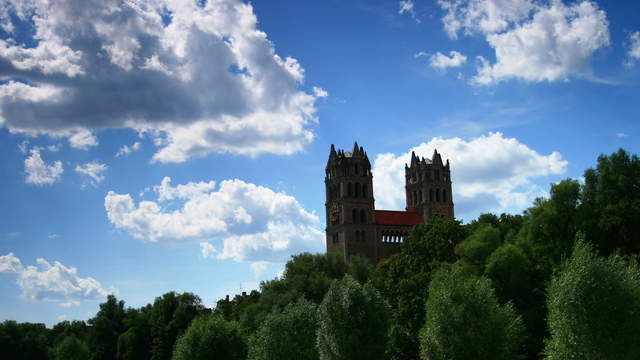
[
  {"x1": 438, "y1": 0, "x2": 610, "y2": 85},
  {"x1": 399, "y1": 1, "x2": 420, "y2": 23},
  {"x1": 372, "y1": 132, "x2": 567, "y2": 218},
  {"x1": 104, "y1": 177, "x2": 324, "y2": 262},
  {"x1": 68, "y1": 130, "x2": 99, "y2": 150},
  {"x1": 47, "y1": 233, "x2": 59, "y2": 239},
  {"x1": 75, "y1": 161, "x2": 108, "y2": 186},
  {"x1": 626, "y1": 31, "x2": 640, "y2": 66},
  {"x1": 439, "y1": 0, "x2": 534, "y2": 38},
  {"x1": 24, "y1": 149, "x2": 63, "y2": 185},
  {"x1": 428, "y1": 51, "x2": 468, "y2": 70},
  {"x1": 0, "y1": 0, "x2": 323, "y2": 162},
  {"x1": 200, "y1": 242, "x2": 217, "y2": 259},
  {"x1": 115, "y1": 142, "x2": 141, "y2": 157},
  {"x1": 616, "y1": 132, "x2": 629, "y2": 138},
  {"x1": 0, "y1": 253, "x2": 111, "y2": 306},
  {"x1": 312, "y1": 86, "x2": 329, "y2": 98},
  {"x1": 250, "y1": 261, "x2": 269, "y2": 278}
]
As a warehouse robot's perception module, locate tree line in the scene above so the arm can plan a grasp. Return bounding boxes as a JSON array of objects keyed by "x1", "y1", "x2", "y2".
[{"x1": 1, "y1": 148, "x2": 639, "y2": 360}]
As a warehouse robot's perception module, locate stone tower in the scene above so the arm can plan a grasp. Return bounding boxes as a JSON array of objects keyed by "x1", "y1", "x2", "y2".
[
  {"x1": 325, "y1": 142, "x2": 376, "y2": 261},
  {"x1": 405, "y1": 149, "x2": 454, "y2": 221}
]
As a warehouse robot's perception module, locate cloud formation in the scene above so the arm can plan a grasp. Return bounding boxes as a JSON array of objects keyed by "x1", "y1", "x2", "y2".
[
  {"x1": 115, "y1": 142, "x2": 141, "y2": 157},
  {"x1": 105, "y1": 177, "x2": 324, "y2": 262},
  {"x1": 0, "y1": 0, "x2": 324, "y2": 162},
  {"x1": 627, "y1": 31, "x2": 640, "y2": 66},
  {"x1": 75, "y1": 161, "x2": 108, "y2": 186},
  {"x1": 24, "y1": 149, "x2": 63, "y2": 185},
  {"x1": 399, "y1": 1, "x2": 420, "y2": 23},
  {"x1": 438, "y1": 0, "x2": 610, "y2": 84},
  {"x1": 0, "y1": 253, "x2": 111, "y2": 307},
  {"x1": 428, "y1": 51, "x2": 468, "y2": 70},
  {"x1": 372, "y1": 132, "x2": 567, "y2": 218}
]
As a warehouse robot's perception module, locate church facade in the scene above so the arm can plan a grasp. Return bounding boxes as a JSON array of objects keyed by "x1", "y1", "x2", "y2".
[{"x1": 325, "y1": 142, "x2": 454, "y2": 265}]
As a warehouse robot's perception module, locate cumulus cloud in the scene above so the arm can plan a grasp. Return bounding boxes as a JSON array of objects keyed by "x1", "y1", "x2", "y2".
[
  {"x1": 438, "y1": 0, "x2": 610, "y2": 84},
  {"x1": 626, "y1": 31, "x2": 640, "y2": 66},
  {"x1": 115, "y1": 142, "x2": 141, "y2": 157},
  {"x1": 24, "y1": 149, "x2": 63, "y2": 185},
  {"x1": 68, "y1": 130, "x2": 99, "y2": 150},
  {"x1": 372, "y1": 132, "x2": 567, "y2": 218},
  {"x1": 428, "y1": 51, "x2": 468, "y2": 70},
  {"x1": 75, "y1": 161, "x2": 108, "y2": 186},
  {"x1": 104, "y1": 177, "x2": 324, "y2": 262},
  {"x1": 250, "y1": 261, "x2": 269, "y2": 278},
  {"x1": 0, "y1": 0, "x2": 323, "y2": 162},
  {"x1": 0, "y1": 253, "x2": 111, "y2": 306}
]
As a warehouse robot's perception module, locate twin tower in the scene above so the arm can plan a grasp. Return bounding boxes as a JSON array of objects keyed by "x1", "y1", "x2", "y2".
[{"x1": 325, "y1": 142, "x2": 454, "y2": 264}]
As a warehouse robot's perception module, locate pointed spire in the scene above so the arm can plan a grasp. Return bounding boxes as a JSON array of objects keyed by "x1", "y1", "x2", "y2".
[
  {"x1": 352, "y1": 141, "x2": 360, "y2": 156},
  {"x1": 329, "y1": 144, "x2": 337, "y2": 159},
  {"x1": 411, "y1": 151, "x2": 418, "y2": 166},
  {"x1": 432, "y1": 149, "x2": 443, "y2": 166}
]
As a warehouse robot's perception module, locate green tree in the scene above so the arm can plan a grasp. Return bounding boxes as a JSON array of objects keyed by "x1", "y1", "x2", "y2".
[
  {"x1": 0, "y1": 320, "x2": 50, "y2": 360},
  {"x1": 51, "y1": 335, "x2": 90, "y2": 360},
  {"x1": 455, "y1": 225, "x2": 502, "y2": 269},
  {"x1": 172, "y1": 315, "x2": 246, "y2": 360},
  {"x1": 317, "y1": 275, "x2": 389, "y2": 360},
  {"x1": 545, "y1": 240, "x2": 640, "y2": 359},
  {"x1": 88, "y1": 295, "x2": 126, "y2": 360},
  {"x1": 148, "y1": 292, "x2": 204, "y2": 360},
  {"x1": 420, "y1": 264, "x2": 524, "y2": 360},
  {"x1": 581, "y1": 149, "x2": 640, "y2": 255},
  {"x1": 375, "y1": 218, "x2": 466, "y2": 360},
  {"x1": 346, "y1": 254, "x2": 374, "y2": 284},
  {"x1": 248, "y1": 299, "x2": 318, "y2": 360}
]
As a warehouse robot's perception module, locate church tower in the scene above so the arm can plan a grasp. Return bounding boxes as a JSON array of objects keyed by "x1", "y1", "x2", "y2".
[
  {"x1": 405, "y1": 149, "x2": 454, "y2": 221},
  {"x1": 325, "y1": 142, "x2": 376, "y2": 262}
]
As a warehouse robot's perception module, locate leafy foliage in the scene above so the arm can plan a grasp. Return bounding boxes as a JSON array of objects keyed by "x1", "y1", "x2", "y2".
[
  {"x1": 317, "y1": 275, "x2": 389, "y2": 360},
  {"x1": 50, "y1": 335, "x2": 90, "y2": 360},
  {"x1": 545, "y1": 240, "x2": 640, "y2": 359},
  {"x1": 420, "y1": 264, "x2": 524, "y2": 360},
  {"x1": 248, "y1": 299, "x2": 318, "y2": 360},
  {"x1": 172, "y1": 315, "x2": 246, "y2": 360}
]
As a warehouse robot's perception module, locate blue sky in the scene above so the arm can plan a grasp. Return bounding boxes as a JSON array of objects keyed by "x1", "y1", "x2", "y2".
[{"x1": 0, "y1": 0, "x2": 638, "y2": 326}]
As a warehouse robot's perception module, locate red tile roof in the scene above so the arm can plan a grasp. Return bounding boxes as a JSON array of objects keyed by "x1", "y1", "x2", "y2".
[{"x1": 375, "y1": 210, "x2": 424, "y2": 226}]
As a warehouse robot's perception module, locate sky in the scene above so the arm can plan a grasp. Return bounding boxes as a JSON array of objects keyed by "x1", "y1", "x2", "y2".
[{"x1": 0, "y1": 0, "x2": 638, "y2": 326}]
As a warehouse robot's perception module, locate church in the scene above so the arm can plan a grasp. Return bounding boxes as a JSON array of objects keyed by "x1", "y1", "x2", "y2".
[{"x1": 325, "y1": 142, "x2": 454, "y2": 265}]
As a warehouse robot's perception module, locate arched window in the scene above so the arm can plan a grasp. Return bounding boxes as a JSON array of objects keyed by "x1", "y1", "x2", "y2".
[
  {"x1": 348, "y1": 183, "x2": 352, "y2": 197},
  {"x1": 360, "y1": 209, "x2": 366, "y2": 224},
  {"x1": 436, "y1": 189, "x2": 441, "y2": 202},
  {"x1": 352, "y1": 209, "x2": 358, "y2": 223},
  {"x1": 443, "y1": 189, "x2": 447, "y2": 203},
  {"x1": 362, "y1": 184, "x2": 367, "y2": 198},
  {"x1": 429, "y1": 189, "x2": 434, "y2": 202},
  {"x1": 355, "y1": 183, "x2": 361, "y2": 197}
]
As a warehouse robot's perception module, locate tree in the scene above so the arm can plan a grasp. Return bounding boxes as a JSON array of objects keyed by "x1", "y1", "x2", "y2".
[
  {"x1": 374, "y1": 218, "x2": 466, "y2": 360},
  {"x1": 317, "y1": 275, "x2": 389, "y2": 360},
  {"x1": 0, "y1": 320, "x2": 49, "y2": 360},
  {"x1": 545, "y1": 240, "x2": 640, "y2": 359},
  {"x1": 248, "y1": 299, "x2": 318, "y2": 360},
  {"x1": 172, "y1": 315, "x2": 246, "y2": 360},
  {"x1": 581, "y1": 149, "x2": 640, "y2": 255},
  {"x1": 51, "y1": 335, "x2": 90, "y2": 360},
  {"x1": 88, "y1": 295, "x2": 126, "y2": 360},
  {"x1": 420, "y1": 264, "x2": 524, "y2": 360},
  {"x1": 148, "y1": 292, "x2": 204, "y2": 360},
  {"x1": 347, "y1": 254, "x2": 374, "y2": 284},
  {"x1": 455, "y1": 225, "x2": 502, "y2": 269}
]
